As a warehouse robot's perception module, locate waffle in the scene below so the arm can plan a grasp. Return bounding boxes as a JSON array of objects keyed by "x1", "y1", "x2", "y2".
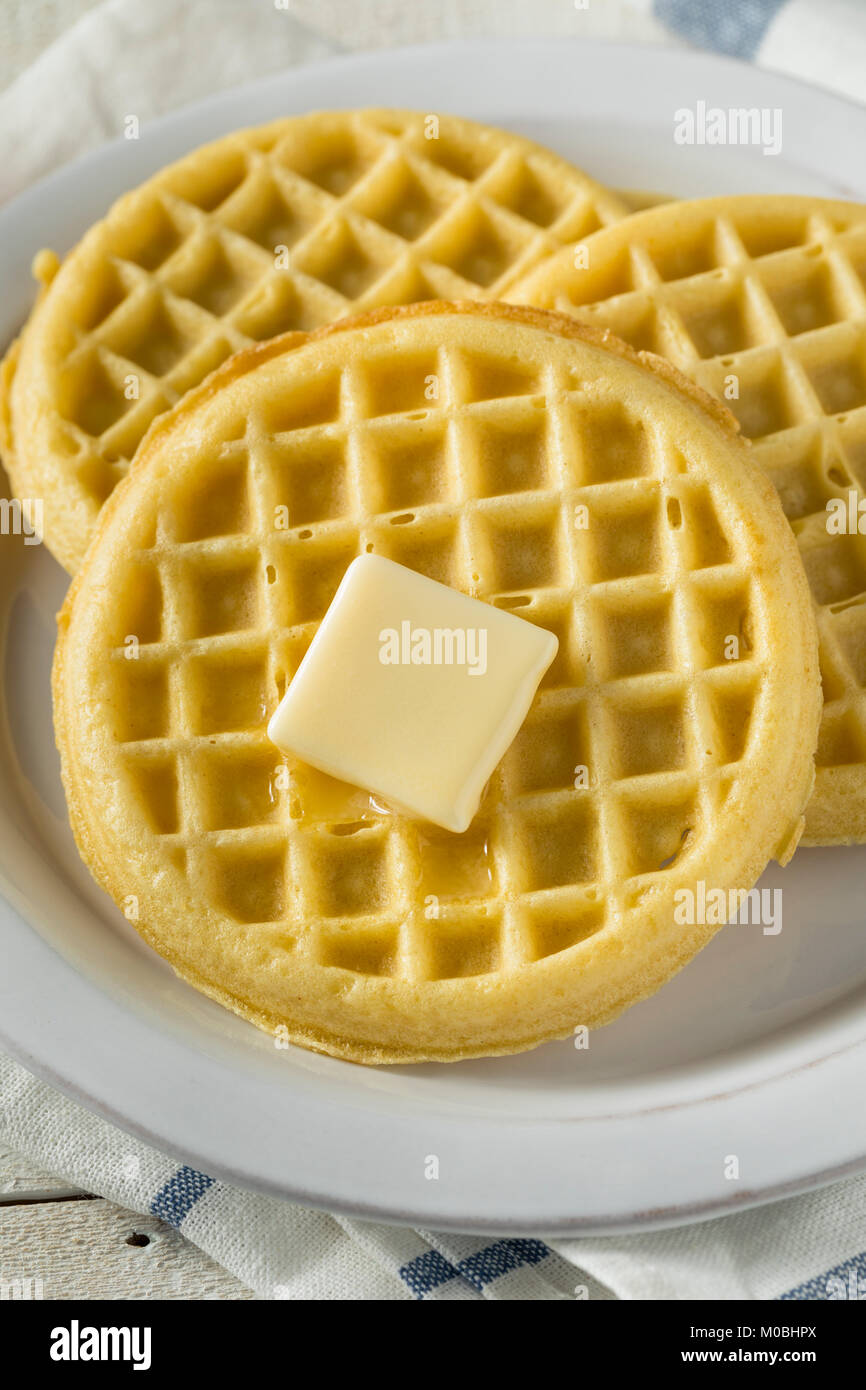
[
  {"x1": 618, "y1": 190, "x2": 673, "y2": 212},
  {"x1": 0, "y1": 108, "x2": 628, "y2": 574},
  {"x1": 54, "y1": 302, "x2": 820, "y2": 1064},
  {"x1": 512, "y1": 195, "x2": 866, "y2": 844}
]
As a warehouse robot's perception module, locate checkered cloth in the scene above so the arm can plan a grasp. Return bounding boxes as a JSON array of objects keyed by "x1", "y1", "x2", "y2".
[{"x1": 2, "y1": 0, "x2": 866, "y2": 1299}]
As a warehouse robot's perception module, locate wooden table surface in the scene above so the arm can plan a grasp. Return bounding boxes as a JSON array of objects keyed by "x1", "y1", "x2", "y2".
[{"x1": 0, "y1": 1141, "x2": 256, "y2": 1299}]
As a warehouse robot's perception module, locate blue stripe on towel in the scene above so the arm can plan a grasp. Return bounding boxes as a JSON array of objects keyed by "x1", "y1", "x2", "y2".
[
  {"x1": 656, "y1": 0, "x2": 788, "y2": 59},
  {"x1": 459, "y1": 1238, "x2": 550, "y2": 1291},
  {"x1": 399, "y1": 1248, "x2": 460, "y2": 1298},
  {"x1": 399, "y1": 1237, "x2": 551, "y2": 1299},
  {"x1": 781, "y1": 1250, "x2": 866, "y2": 1300},
  {"x1": 150, "y1": 1164, "x2": 215, "y2": 1228}
]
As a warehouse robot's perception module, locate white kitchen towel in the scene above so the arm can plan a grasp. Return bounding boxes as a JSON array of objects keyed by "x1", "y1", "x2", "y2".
[
  {"x1": 3, "y1": 1049, "x2": 866, "y2": 1300},
  {"x1": 655, "y1": 0, "x2": 866, "y2": 103},
  {"x1": 2, "y1": 0, "x2": 866, "y2": 1301}
]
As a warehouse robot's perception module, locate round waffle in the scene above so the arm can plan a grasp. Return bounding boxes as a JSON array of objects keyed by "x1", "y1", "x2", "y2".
[
  {"x1": 54, "y1": 302, "x2": 820, "y2": 1064},
  {"x1": 0, "y1": 107, "x2": 628, "y2": 574},
  {"x1": 511, "y1": 195, "x2": 866, "y2": 844}
]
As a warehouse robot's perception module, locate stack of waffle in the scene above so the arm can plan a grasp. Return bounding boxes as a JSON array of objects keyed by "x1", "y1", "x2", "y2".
[{"x1": 5, "y1": 108, "x2": 853, "y2": 1063}]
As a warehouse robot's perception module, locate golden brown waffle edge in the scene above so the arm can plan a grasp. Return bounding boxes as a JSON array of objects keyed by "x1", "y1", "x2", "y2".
[
  {"x1": 511, "y1": 194, "x2": 866, "y2": 845},
  {"x1": 2, "y1": 108, "x2": 630, "y2": 573}
]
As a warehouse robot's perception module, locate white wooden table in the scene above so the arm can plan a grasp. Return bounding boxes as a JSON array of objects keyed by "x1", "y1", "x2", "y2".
[{"x1": 0, "y1": 1142, "x2": 256, "y2": 1299}]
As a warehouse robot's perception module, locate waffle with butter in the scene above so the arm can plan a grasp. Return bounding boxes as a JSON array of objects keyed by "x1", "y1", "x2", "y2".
[
  {"x1": 511, "y1": 195, "x2": 866, "y2": 843},
  {"x1": 54, "y1": 302, "x2": 820, "y2": 1063},
  {"x1": 0, "y1": 108, "x2": 628, "y2": 573}
]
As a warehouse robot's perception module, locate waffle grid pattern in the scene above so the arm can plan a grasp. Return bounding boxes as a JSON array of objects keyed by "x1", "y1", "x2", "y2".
[
  {"x1": 108, "y1": 338, "x2": 765, "y2": 982},
  {"x1": 35, "y1": 111, "x2": 625, "y2": 518},
  {"x1": 515, "y1": 203, "x2": 866, "y2": 808}
]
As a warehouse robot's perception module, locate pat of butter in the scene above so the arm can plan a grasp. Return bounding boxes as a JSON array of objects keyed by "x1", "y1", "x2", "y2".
[{"x1": 268, "y1": 554, "x2": 557, "y2": 833}]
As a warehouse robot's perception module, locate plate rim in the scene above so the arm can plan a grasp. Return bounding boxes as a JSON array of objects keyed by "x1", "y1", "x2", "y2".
[{"x1": 3, "y1": 35, "x2": 866, "y2": 1235}]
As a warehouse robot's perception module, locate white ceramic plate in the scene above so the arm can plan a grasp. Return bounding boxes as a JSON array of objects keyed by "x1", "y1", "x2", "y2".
[{"x1": 2, "y1": 38, "x2": 866, "y2": 1235}]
